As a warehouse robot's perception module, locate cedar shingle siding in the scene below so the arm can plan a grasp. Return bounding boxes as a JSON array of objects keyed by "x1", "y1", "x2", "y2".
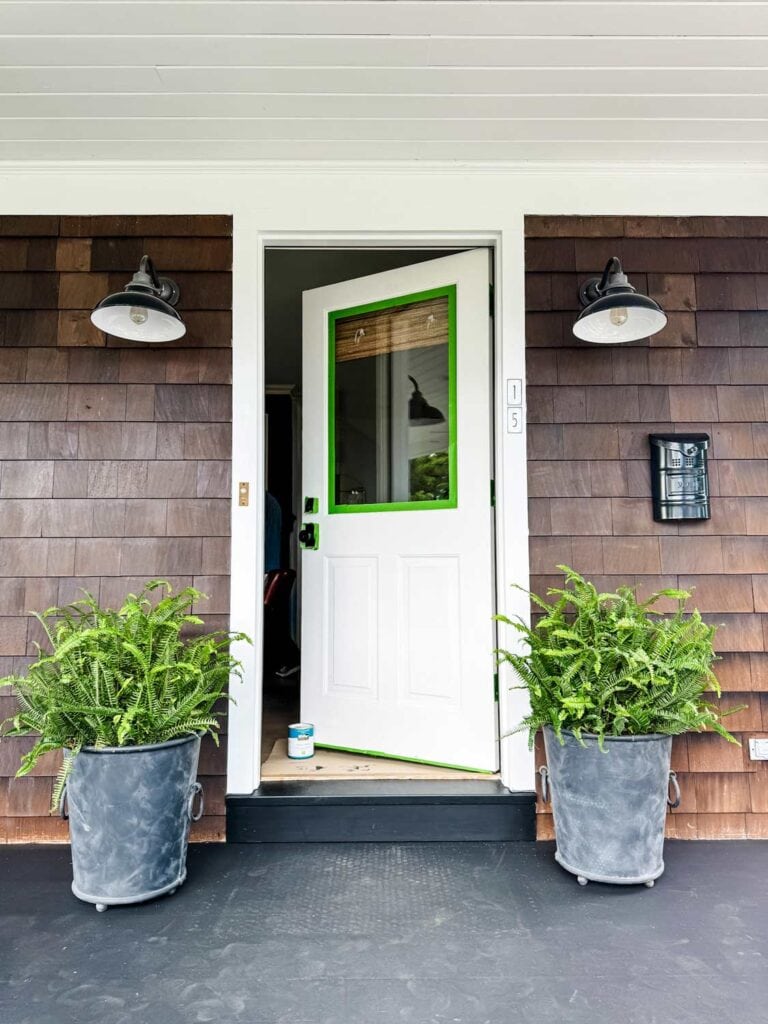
[
  {"x1": 526, "y1": 215, "x2": 768, "y2": 841},
  {"x1": 3, "y1": 212, "x2": 763, "y2": 844},
  {"x1": 0, "y1": 215, "x2": 232, "y2": 843}
]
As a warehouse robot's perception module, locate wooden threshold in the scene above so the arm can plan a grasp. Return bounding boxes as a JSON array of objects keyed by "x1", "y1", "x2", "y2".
[{"x1": 261, "y1": 738, "x2": 499, "y2": 782}]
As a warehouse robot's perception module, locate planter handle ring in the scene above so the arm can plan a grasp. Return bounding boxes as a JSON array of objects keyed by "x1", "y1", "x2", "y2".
[
  {"x1": 188, "y1": 781, "x2": 204, "y2": 822},
  {"x1": 538, "y1": 765, "x2": 549, "y2": 804},
  {"x1": 667, "y1": 770, "x2": 681, "y2": 810}
]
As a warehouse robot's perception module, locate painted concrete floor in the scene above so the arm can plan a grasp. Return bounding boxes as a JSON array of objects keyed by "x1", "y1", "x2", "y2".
[{"x1": 3, "y1": 841, "x2": 767, "y2": 1024}]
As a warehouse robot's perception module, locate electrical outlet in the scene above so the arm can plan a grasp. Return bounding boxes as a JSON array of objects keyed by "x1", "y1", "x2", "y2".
[{"x1": 748, "y1": 738, "x2": 768, "y2": 760}]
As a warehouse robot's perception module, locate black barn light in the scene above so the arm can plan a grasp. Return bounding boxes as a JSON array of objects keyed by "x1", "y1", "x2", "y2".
[
  {"x1": 573, "y1": 256, "x2": 667, "y2": 344},
  {"x1": 408, "y1": 375, "x2": 445, "y2": 426},
  {"x1": 90, "y1": 255, "x2": 185, "y2": 343}
]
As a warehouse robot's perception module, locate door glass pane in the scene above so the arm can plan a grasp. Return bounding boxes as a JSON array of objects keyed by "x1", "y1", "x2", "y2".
[{"x1": 329, "y1": 286, "x2": 456, "y2": 513}]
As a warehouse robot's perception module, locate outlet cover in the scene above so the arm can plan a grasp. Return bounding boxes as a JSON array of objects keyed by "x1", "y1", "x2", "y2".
[{"x1": 748, "y1": 738, "x2": 768, "y2": 760}]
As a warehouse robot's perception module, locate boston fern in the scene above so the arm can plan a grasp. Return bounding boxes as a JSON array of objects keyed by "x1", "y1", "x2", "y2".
[
  {"x1": 2, "y1": 581, "x2": 250, "y2": 809},
  {"x1": 498, "y1": 566, "x2": 738, "y2": 748}
]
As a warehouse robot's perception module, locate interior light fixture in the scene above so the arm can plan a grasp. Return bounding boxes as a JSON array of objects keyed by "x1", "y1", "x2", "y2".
[
  {"x1": 573, "y1": 256, "x2": 667, "y2": 344},
  {"x1": 90, "y1": 255, "x2": 186, "y2": 343},
  {"x1": 408, "y1": 375, "x2": 445, "y2": 426}
]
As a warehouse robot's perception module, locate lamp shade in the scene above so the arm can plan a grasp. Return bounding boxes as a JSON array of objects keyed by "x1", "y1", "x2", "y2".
[
  {"x1": 91, "y1": 292, "x2": 186, "y2": 343},
  {"x1": 408, "y1": 375, "x2": 445, "y2": 426},
  {"x1": 573, "y1": 256, "x2": 667, "y2": 345},
  {"x1": 573, "y1": 291, "x2": 667, "y2": 344},
  {"x1": 90, "y1": 254, "x2": 186, "y2": 343}
]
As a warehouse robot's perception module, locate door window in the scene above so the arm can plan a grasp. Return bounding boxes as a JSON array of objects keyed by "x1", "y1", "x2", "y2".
[{"x1": 328, "y1": 285, "x2": 457, "y2": 513}]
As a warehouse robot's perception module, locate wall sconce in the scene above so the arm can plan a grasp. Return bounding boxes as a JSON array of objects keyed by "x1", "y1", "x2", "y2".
[
  {"x1": 573, "y1": 256, "x2": 667, "y2": 344},
  {"x1": 408, "y1": 375, "x2": 445, "y2": 426},
  {"x1": 90, "y1": 255, "x2": 186, "y2": 342}
]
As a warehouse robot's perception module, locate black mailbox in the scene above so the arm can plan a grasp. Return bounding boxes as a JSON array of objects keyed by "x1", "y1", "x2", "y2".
[{"x1": 649, "y1": 434, "x2": 710, "y2": 522}]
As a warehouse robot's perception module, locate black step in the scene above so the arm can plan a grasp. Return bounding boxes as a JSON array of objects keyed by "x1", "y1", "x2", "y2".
[{"x1": 226, "y1": 780, "x2": 535, "y2": 843}]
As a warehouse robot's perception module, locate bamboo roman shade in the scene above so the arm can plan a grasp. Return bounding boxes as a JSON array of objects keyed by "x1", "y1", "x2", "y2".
[{"x1": 335, "y1": 295, "x2": 448, "y2": 363}]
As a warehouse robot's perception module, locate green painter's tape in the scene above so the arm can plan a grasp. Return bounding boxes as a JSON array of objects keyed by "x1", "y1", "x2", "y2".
[
  {"x1": 315, "y1": 743, "x2": 495, "y2": 775},
  {"x1": 327, "y1": 284, "x2": 458, "y2": 515}
]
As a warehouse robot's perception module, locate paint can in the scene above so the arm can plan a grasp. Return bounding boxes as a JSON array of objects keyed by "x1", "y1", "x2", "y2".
[{"x1": 287, "y1": 723, "x2": 315, "y2": 760}]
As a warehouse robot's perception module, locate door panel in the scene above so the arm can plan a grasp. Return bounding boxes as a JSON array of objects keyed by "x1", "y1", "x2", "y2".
[
  {"x1": 397, "y1": 555, "x2": 461, "y2": 706},
  {"x1": 301, "y1": 249, "x2": 497, "y2": 771},
  {"x1": 324, "y1": 556, "x2": 378, "y2": 696}
]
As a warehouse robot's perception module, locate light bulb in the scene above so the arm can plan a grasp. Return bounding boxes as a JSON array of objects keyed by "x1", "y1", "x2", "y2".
[
  {"x1": 129, "y1": 306, "x2": 148, "y2": 325},
  {"x1": 609, "y1": 307, "x2": 628, "y2": 327}
]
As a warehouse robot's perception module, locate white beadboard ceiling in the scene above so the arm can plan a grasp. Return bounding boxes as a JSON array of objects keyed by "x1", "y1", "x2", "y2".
[{"x1": 1, "y1": 0, "x2": 768, "y2": 163}]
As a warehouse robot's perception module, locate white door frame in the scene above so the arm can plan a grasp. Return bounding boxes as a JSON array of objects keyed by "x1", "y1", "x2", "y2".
[{"x1": 228, "y1": 229, "x2": 532, "y2": 794}]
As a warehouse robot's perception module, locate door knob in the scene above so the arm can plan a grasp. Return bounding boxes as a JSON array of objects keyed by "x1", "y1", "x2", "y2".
[{"x1": 298, "y1": 522, "x2": 319, "y2": 550}]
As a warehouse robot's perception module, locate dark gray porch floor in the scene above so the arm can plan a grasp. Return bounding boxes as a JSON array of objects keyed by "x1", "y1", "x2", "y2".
[{"x1": 3, "y1": 841, "x2": 767, "y2": 1024}]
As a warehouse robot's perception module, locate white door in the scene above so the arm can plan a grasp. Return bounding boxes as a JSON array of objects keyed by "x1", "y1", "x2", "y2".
[{"x1": 300, "y1": 249, "x2": 497, "y2": 772}]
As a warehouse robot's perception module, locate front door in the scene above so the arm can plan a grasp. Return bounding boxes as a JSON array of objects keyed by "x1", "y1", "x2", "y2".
[{"x1": 300, "y1": 249, "x2": 497, "y2": 771}]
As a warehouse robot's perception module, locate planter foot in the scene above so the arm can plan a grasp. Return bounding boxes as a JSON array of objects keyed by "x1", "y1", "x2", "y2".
[
  {"x1": 72, "y1": 868, "x2": 188, "y2": 909},
  {"x1": 577, "y1": 876, "x2": 588, "y2": 887},
  {"x1": 644, "y1": 880, "x2": 655, "y2": 888}
]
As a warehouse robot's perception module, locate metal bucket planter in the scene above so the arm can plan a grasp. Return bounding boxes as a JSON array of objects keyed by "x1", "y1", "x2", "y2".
[
  {"x1": 64, "y1": 734, "x2": 204, "y2": 911},
  {"x1": 541, "y1": 726, "x2": 680, "y2": 888}
]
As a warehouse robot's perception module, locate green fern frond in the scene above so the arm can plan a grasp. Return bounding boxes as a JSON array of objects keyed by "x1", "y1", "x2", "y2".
[
  {"x1": 497, "y1": 565, "x2": 737, "y2": 750},
  {"x1": 0, "y1": 581, "x2": 252, "y2": 810}
]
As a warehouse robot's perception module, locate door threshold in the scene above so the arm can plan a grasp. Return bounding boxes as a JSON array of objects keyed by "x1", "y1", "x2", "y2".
[
  {"x1": 226, "y1": 780, "x2": 535, "y2": 843},
  {"x1": 261, "y1": 738, "x2": 498, "y2": 782}
]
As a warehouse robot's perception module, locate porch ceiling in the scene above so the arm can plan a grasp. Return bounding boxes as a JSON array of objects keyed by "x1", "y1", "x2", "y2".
[{"x1": 1, "y1": 1, "x2": 768, "y2": 164}]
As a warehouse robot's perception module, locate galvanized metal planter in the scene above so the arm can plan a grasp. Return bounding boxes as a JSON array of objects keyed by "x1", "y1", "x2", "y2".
[
  {"x1": 541, "y1": 726, "x2": 679, "y2": 888},
  {"x1": 65, "y1": 733, "x2": 204, "y2": 912}
]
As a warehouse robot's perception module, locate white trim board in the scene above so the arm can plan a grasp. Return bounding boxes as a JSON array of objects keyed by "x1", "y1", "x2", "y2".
[{"x1": 4, "y1": 159, "x2": 768, "y2": 177}]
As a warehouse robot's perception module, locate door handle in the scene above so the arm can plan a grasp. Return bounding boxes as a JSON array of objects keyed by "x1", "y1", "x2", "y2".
[{"x1": 299, "y1": 522, "x2": 319, "y2": 550}]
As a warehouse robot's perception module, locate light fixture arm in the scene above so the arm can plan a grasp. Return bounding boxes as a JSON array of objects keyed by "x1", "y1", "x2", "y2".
[
  {"x1": 578, "y1": 256, "x2": 636, "y2": 308},
  {"x1": 126, "y1": 254, "x2": 180, "y2": 307}
]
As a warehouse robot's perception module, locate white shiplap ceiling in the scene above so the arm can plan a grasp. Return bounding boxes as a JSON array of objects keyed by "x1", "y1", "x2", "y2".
[{"x1": 1, "y1": 0, "x2": 768, "y2": 164}]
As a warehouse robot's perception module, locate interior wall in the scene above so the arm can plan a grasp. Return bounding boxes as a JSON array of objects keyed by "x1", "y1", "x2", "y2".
[
  {"x1": 0, "y1": 215, "x2": 232, "y2": 843},
  {"x1": 264, "y1": 248, "x2": 459, "y2": 387},
  {"x1": 526, "y1": 214, "x2": 768, "y2": 841}
]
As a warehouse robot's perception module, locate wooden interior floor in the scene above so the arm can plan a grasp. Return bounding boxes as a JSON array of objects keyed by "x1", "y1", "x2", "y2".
[
  {"x1": 262, "y1": 739, "x2": 497, "y2": 781},
  {"x1": 261, "y1": 683, "x2": 297, "y2": 766},
  {"x1": 260, "y1": 676, "x2": 497, "y2": 782}
]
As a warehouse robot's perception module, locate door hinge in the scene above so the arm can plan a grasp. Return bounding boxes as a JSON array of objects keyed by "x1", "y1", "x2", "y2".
[
  {"x1": 493, "y1": 672, "x2": 499, "y2": 702},
  {"x1": 489, "y1": 283, "x2": 495, "y2": 317},
  {"x1": 490, "y1": 479, "x2": 496, "y2": 507}
]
